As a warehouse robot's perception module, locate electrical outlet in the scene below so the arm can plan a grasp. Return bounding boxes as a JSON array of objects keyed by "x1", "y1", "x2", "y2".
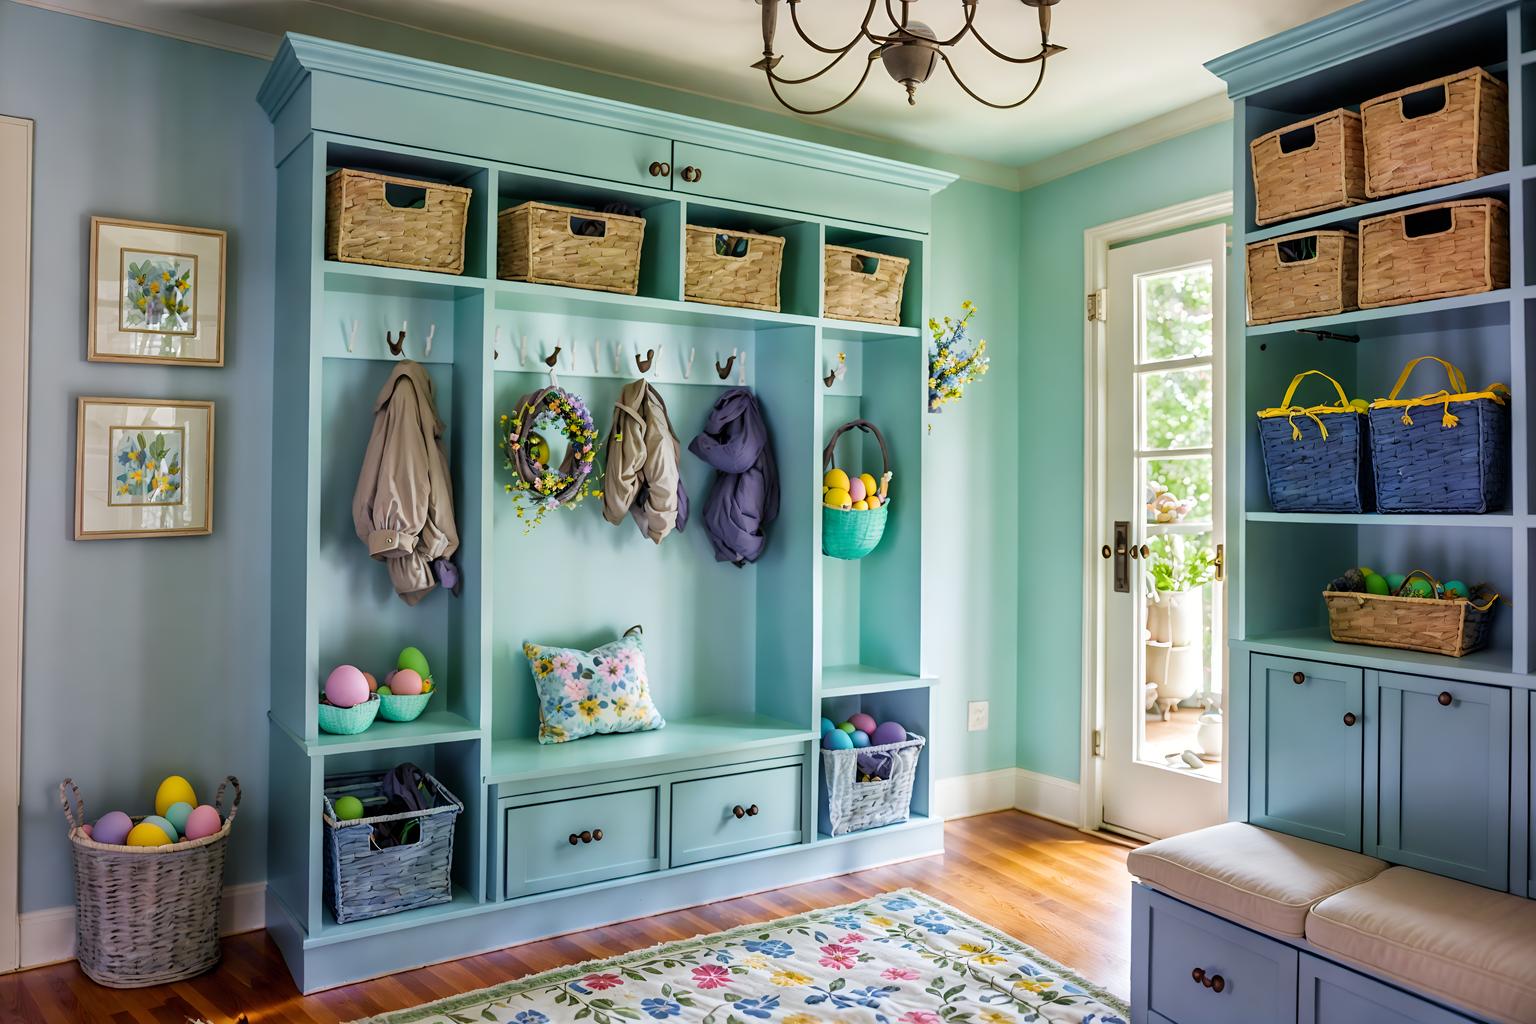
[{"x1": 967, "y1": 700, "x2": 989, "y2": 731}]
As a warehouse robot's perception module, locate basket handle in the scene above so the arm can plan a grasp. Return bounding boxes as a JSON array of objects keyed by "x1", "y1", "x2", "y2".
[
  {"x1": 1386, "y1": 356, "x2": 1468, "y2": 400},
  {"x1": 1276, "y1": 123, "x2": 1318, "y2": 155},
  {"x1": 59, "y1": 779, "x2": 85, "y2": 832},
  {"x1": 823, "y1": 419, "x2": 890, "y2": 476},
  {"x1": 1280, "y1": 370, "x2": 1350, "y2": 410},
  {"x1": 215, "y1": 775, "x2": 243, "y2": 829},
  {"x1": 714, "y1": 233, "x2": 751, "y2": 260},
  {"x1": 1398, "y1": 81, "x2": 1450, "y2": 121}
]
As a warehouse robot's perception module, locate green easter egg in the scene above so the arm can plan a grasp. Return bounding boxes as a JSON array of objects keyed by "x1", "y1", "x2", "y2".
[
  {"x1": 1385, "y1": 573, "x2": 1407, "y2": 594},
  {"x1": 1363, "y1": 573, "x2": 1390, "y2": 595},
  {"x1": 397, "y1": 646, "x2": 431, "y2": 679},
  {"x1": 377, "y1": 685, "x2": 392, "y2": 696},
  {"x1": 1443, "y1": 580, "x2": 1470, "y2": 599},
  {"x1": 837, "y1": 722, "x2": 856, "y2": 733},
  {"x1": 1407, "y1": 577, "x2": 1435, "y2": 598}
]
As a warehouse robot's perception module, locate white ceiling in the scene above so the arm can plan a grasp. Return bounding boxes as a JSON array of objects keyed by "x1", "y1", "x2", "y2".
[{"x1": 86, "y1": 0, "x2": 1359, "y2": 170}]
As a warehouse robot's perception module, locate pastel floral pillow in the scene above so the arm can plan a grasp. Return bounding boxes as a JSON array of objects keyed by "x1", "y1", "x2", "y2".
[{"x1": 523, "y1": 630, "x2": 665, "y2": 744}]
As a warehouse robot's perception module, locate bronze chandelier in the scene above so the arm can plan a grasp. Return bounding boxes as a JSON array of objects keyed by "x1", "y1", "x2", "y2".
[{"x1": 753, "y1": 0, "x2": 1067, "y2": 115}]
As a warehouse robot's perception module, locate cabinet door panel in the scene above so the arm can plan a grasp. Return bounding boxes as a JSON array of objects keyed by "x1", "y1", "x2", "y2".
[
  {"x1": 503, "y1": 787, "x2": 660, "y2": 898},
  {"x1": 1249, "y1": 655, "x2": 1363, "y2": 850},
  {"x1": 671, "y1": 764, "x2": 803, "y2": 867},
  {"x1": 1371, "y1": 673, "x2": 1510, "y2": 890},
  {"x1": 1299, "y1": 954, "x2": 1476, "y2": 1023}
]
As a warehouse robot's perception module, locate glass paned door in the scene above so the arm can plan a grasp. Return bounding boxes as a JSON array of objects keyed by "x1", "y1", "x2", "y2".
[{"x1": 1101, "y1": 223, "x2": 1227, "y2": 840}]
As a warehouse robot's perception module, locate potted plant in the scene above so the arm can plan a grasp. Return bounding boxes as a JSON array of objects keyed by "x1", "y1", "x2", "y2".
[{"x1": 1145, "y1": 536, "x2": 1216, "y2": 720}]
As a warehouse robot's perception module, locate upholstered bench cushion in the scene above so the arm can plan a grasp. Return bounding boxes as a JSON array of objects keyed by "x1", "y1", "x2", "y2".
[
  {"x1": 1126, "y1": 821, "x2": 1388, "y2": 936},
  {"x1": 1307, "y1": 866, "x2": 1536, "y2": 1024}
]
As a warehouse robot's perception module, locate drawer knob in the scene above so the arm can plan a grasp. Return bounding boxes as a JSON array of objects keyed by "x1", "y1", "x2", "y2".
[
  {"x1": 1292, "y1": 671, "x2": 1305, "y2": 685},
  {"x1": 682, "y1": 165, "x2": 702, "y2": 183},
  {"x1": 1438, "y1": 691, "x2": 1453, "y2": 706},
  {"x1": 580, "y1": 830, "x2": 593, "y2": 844},
  {"x1": 1191, "y1": 968, "x2": 1205, "y2": 985},
  {"x1": 568, "y1": 833, "x2": 580, "y2": 846},
  {"x1": 592, "y1": 828, "x2": 604, "y2": 842},
  {"x1": 649, "y1": 160, "x2": 671, "y2": 178},
  {"x1": 747, "y1": 804, "x2": 760, "y2": 817},
  {"x1": 1209, "y1": 974, "x2": 1225, "y2": 993},
  {"x1": 1343, "y1": 712, "x2": 1357, "y2": 727},
  {"x1": 733, "y1": 805, "x2": 746, "y2": 819}
]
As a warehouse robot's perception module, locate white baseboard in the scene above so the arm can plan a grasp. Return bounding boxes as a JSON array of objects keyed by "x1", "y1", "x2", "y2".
[
  {"x1": 933, "y1": 768, "x2": 1019, "y2": 819},
  {"x1": 1012, "y1": 768, "x2": 1084, "y2": 828},
  {"x1": 18, "y1": 881, "x2": 265, "y2": 970}
]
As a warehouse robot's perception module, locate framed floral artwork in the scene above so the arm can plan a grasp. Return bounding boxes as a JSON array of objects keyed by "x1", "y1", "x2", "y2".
[
  {"x1": 88, "y1": 217, "x2": 226, "y2": 366},
  {"x1": 75, "y1": 397, "x2": 214, "y2": 540}
]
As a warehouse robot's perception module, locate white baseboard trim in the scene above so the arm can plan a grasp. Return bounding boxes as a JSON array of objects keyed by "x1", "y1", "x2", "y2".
[
  {"x1": 1012, "y1": 768, "x2": 1084, "y2": 828},
  {"x1": 18, "y1": 880, "x2": 265, "y2": 970},
  {"x1": 933, "y1": 768, "x2": 1019, "y2": 819}
]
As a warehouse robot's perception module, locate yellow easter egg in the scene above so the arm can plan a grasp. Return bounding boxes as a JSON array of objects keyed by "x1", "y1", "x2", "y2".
[
  {"x1": 852, "y1": 500, "x2": 869, "y2": 510},
  {"x1": 859, "y1": 473, "x2": 878, "y2": 497},
  {"x1": 126, "y1": 822, "x2": 173, "y2": 847},
  {"x1": 866, "y1": 494, "x2": 881, "y2": 509},
  {"x1": 155, "y1": 775, "x2": 197, "y2": 817},
  {"x1": 824, "y1": 487, "x2": 852, "y2": 509},
  {"x1": 823, "y1": 468, "x2": 850, "y2": 492}
]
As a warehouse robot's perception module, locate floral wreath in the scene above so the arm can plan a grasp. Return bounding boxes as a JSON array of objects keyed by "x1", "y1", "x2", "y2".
[{"x1": 499, "y1": 385, "x2": 601, "y2": 530}]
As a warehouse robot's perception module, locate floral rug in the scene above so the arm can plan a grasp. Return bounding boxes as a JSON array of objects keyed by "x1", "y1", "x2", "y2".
[{"x1": 353, "y1": 889, "x2": 1128, "y2": 1024}]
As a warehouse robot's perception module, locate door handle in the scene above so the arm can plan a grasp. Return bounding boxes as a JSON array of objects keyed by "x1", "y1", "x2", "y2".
[
  {"x1": 1213, "y1": 543, "x2": 1225, "y2": 582},
  {"x1": 1111, "y1": 521, "x2": 1130, "y2": 593}
]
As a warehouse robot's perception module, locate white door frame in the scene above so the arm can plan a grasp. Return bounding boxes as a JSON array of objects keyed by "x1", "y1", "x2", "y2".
[
  {"x1": 0, "y1": 114, "x2": 32, "y2": 973},
  {"x1": 1080, "y1": 191, "x2": 1233, "y2": 834}
]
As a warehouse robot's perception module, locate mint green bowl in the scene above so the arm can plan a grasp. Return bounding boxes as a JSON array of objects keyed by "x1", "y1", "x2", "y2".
[
  {"x1": 378, "y1": 688, "x2": 433, "y2": 723},
  {"x1": 318, "y1": 694, "x2": 380, "y2": 735}
]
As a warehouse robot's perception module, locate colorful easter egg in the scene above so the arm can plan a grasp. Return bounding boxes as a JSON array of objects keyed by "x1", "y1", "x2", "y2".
[
  {"x1": 850, "y1": 730, "x2": 871, "y2": 748},
  {"x1": 821, "y1": 728, "x2": 854, "y2": 750},
  {"x1": 823, "y1": 488, "x2": 852, "y2": 510},
  {"x1": 144, "y1": 814, "x2": 179, "y2": 841},
  {"x1": 154, "y1": 775, "x2": 197, "y2": 817},
  {"x1": 182, "y1": 804, "x2": 222, "y2": 841},
  {"x1": 820, "y1": 717, "x2": 835, "y2": 735},
  {"x1": 871, "y1": 721, "x2": 908, "y2": 745},
  {"x1": 363, "y1": 671, "x2": 378, "y2": 693},
  {"x1": 849, "y1": 712, "x2": 877, "y2": 734},
  {"x1": 93, "y1": 811, "x2": 133, "y2": 845},
  {"x1": 1363, "y1": 572, "x2": 1390, "y2": 596},
  {"x1": 836, "y1": 722, "x2": 856, "y2": 733},
  {"x1": 397, "y1": 646, "x2": 431, "y2": 680},
  {"x1": 859, "y1": 473, "x2": 878, "y2": 499},
  {"x1": 848, "y1": 476, "x2": 867, "y2": 503},
  {"x1": 1385, "y1": 573, "x2": 1407, "y2": 594},
  {"x1": 126, "y1": 822, "x2": 173, "y2": 847},
  {"x1": 165, "y1": 802, "x2": 194, "y2": 837},
  {"x1": 389, "y1": 668, "x2": 424, "y2": 696},
  {"x1": 377, "y1": 685, "x2": 393, "y2": 697},
  {"x1": 823, "y1": 468, "x2": 850, "y2": 492},
  {"x1": 325, "y1": 665, "x2": 370, "y2": 709},
  {"x1": 1407, "y1": 577, "x2": 1435, "y2": 598},
  {"x1": 1444, "y1": 580, "x2": 1470, "y2": 599}
]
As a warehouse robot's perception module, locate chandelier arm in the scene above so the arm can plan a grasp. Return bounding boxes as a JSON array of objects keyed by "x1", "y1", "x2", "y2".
[
  {"x1": 966, "y1": 19, "x2": 1052, "y2": 64},
  {"x1": 765, "y1": 44, "x2": 860, "y2": 87},
  {"x1": 884, "y1": 0, "x2": 907, "y2": 32},
  {"x1": 934, "y1": 2, "x2": 980, "y2": 47},
  {"x1": 786, "y1": 0, "x2": 881, "y2": 55},
  {"x1": 937, "y1": 50, "x2": 1049, "y2": 109},
  {"x1": 763, "y1": 53, "x2": 881, "y2": 116}
]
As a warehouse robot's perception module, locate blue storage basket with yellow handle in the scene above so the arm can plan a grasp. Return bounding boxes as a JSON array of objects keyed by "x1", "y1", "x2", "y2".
[
  {"x1": 1368, "y1": 355, "x2": 1510, "y2": 514},
  {"x1": 1256, "y1": 369, "x2": 1373, "y2": 513}
]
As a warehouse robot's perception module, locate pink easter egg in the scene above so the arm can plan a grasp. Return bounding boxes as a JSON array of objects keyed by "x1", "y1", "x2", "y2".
[
  {"x1": 324, "y1": 664, "x2": 370, "y2": 708},
  {"x1": 848, "y1": 477, "x2": 867, "y2": 502},
  {"x1": 871, "y1": 721, "x2": 909, "y2": 746},
  {"x1": 81, "y1": 824, "x2": 93, "y2": 840},
  {"x1": 848, "y1": 712, "x2": 877, "y2": 735},
  {"x1": 389, "y1": 668, "x2": 424, "y2": 696},
  {"x1": 183, "y1": 804, "x2": 222, "y2": 841}
]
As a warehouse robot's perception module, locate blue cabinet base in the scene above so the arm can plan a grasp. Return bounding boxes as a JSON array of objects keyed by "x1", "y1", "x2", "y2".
[{"x1": 268, "y1": 815, "x2": 943, "y2": 993}]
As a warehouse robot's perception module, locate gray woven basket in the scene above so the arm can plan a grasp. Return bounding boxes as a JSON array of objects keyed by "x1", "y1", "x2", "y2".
[
  {"x1": 322, "y1": 768, "x2": 463, "y2": 924},
  {"x1": 60, "y1": 776, "x2": 240, "y2": 988},
  {"x1": 819, "y1": 734, "x2": 925, "y2": 836}
]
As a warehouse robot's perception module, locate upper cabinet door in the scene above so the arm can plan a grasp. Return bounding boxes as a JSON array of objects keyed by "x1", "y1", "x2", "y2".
[
  {"x1": 1250, "y1": 655, "x2": 1364, "y2": 851},
  {"x1": 672, "y1": 142, "x2": 930, "y2": 233},
  {"x1": 1370, "y1": 673, "x2": 1510, "y2": 890}
]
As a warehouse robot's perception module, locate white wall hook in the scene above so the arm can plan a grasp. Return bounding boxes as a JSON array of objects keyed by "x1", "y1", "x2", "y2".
[
  {"x1": 492, "y1": 325, "x2": 502, "y2": 362},
  {"x1": 346, "y1": 319, "x2": 358, "y2": 354},
  {"x1": 612, "y1": 340, "x2": 623, "y2": 375},
  {"x1": 593, "y1": 338, "x2": 601, "y2": 372},
  {"x1": 737, "y1": 350, "x2": 746, "y2": 385},
  {"x1": 423, "y1": 323, "x2": 436, "y2": 358},
  {"x1": 519, "y1": 334, "x2": 529, "y2": 367},
  {"x1": 683, "y1": 347, "x2": 697, "y2": 380}
]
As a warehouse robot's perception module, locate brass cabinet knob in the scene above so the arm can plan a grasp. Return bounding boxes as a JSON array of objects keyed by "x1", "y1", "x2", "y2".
[
  {"x1": 1293, "y1": 671, "x2": 1305, "y2": 685},
  {"x1": 592, "y1": 829, "x2": 604, "y2": 842},
  {"x1": 747, "y1": 804, "x2": 759, "y2": 817},
  {"x1": 733, "y1": 805, "x2": 746, "y2": 819},
  {"x1": 568, "y1": 833, "x2": 580, "y2": 845},
  {"x1": 1438, "y1": 691, "x2": 1453, "y2": 706},
  {"x1": 580, "y1": 830, "x2": 593, "y2": 844},
  {"x1": 1343, "y1": 712, "x2": 1357, "y2": 727},
  {"x1": 1191, "y1": 968, "x2": 1205, "y2": 985},
  {"x1": 1101, "y1": 544, "x2": 1112, "y2": 560},
  {"x1": 649, "y1": 161, "x2": 671, "y2": 178},
  {"x1": 682, "y1": 165, "x2": 702, "y2": 183},
  {"x1": 1209, "y1": 974, "x2": 1225, "y2": 993}
]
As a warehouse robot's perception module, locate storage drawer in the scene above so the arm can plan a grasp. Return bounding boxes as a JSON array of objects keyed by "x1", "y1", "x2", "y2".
[
  {"x1": 1369, "y1": 673, "x2": 1510, "y2": 890},
  {"x1": 503, "y1": 786, "x2": 660, "y2": 898},
  {"x1": 672, "y1": 141, "x2": 929, "y2": 233},
  {"x1": 1133, "y1": 885, "x2": 1298, "y2": 1024},
  {"x1": 1299, "y1": 953, "x2": 1475, "y2": 1023},
  {"x1": 671, "y1": 763, "x2": 803, "y2": 867},
  {"x1": 1250, "y1": 655, "x2": 1364, "y2": 851}
]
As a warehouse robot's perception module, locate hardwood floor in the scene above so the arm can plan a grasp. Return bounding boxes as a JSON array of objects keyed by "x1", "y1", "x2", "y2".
[{"x1": 0, "y1": 811, "x2": 1134, "y2": 1024}]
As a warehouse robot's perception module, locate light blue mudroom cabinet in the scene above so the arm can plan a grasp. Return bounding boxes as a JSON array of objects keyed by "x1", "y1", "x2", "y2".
[{"x1": 257, "y1": 36, "x2": 953, "y2": 992}]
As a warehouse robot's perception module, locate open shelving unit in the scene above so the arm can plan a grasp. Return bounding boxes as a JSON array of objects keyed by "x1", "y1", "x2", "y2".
[{"x1": 259, "y1": 34, "x2": 952, "y2": 991}]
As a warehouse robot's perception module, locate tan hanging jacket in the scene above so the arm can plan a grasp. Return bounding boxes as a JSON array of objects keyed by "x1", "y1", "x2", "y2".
[
  {"x1": 602, "y1": 379, "x2": 687, "y2": 544},
  {"x1": 353, "y1": 361, "x2": 459, "y2": 605}
]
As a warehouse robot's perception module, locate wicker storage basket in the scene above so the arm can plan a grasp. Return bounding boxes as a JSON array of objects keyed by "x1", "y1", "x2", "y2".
[
  {"x1": 377, "y1": 688, "x2": 432, "y2": 722},
  {"x1": 318, "y1": 693, "x2": 379, "y2": 735},
  {"x1": 820, "y1": 734, "x2": 925, "y2": 836},
  {"x1": 685, "y1": 225, "x2": 784, "y2": 311},
  {"x1": 325, "y1": 169, "x2": 472, "y2": 275},
  {"x1": 1358, "y1": 198, "x2": 1508, "y2": 308},
  {"x1": 1246, "y1": 230, "x2": 1359, "y2": 325},
  {"x1": 1361, "y1": 68, "x2": 1508, "y2": 198},
  {"x1": 1325, "y1": 571, "x2": 1498, "y2": 657},
  {"x1": 823, "y1": 419, "x2": 890, "y2": 560},
  {"x1": 497, "y1": 202, "x2": 645, "y2": 295},
  {"x1": 823, "y1": 245, "x2": 910, "y2": 325},
  {"x1": 322, "y1": 768, "x2": 462, "y2": 924},
  {"x1": 60, "y1": 776, "x2": 240, "y2": 988},
  {"x1": 1250, "y1": 110, "x2": 1366, "y2": 225},
  {"x1": 1368, "y1": 356, "x2": 1510, "y2": 514},
  {"x1": 1256, "y1": 370, "x2": 1372, "y2": 513}
]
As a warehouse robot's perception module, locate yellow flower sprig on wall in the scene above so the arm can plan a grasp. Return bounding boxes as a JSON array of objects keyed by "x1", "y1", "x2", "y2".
[{"x1": 928, "y1": 300, "x2": 990, "y2": 413}]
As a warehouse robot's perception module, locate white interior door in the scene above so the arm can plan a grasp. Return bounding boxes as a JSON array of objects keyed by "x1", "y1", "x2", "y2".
[
  {"x1": 0, "y1": 114, "x2": 32, "y2": 973},
  {"x1": 1100, "y1": 224, "x2": 1227, "y2": 840}
]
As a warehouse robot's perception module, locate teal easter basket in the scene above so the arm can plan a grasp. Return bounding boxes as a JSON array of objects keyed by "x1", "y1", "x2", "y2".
[
  {"x1": 822, "y1": 419, "x2": 890, "y2": 561},
  {"x1": 318, "y1": 694, "x2": 380, "y2": 735},
  {"x1": 378, "y1": 687, "x2": 433, "y2": 722}
]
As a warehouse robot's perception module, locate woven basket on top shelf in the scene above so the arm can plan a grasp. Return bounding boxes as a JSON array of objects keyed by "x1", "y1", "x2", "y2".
[
  {"x1": 823, "y1": 245, "x2": 910, "y2": 325},
  {"x1": 1361, "y1": 68, "x2": 1508, "y2": 198},
  {"x1": 61, "y1": 776, "x2": 240, "y2": 988},
  {"x1": 1249, "y1": 109, "x2": 1366, "y2": 225},
  {"x1": 684, "y1": 225, "x2": 784, "y2": 311},
  {"x1": 498, "y1": 202, "x2": 645, "y2": 295},
  {"x1": 325, "y1": 169, "x2": 472, "y2": 275},
  {"x1": 1245, "y1": 230, "x2": 1358, "y2": 325},
  {"x1": 1324, "y1": 570, "x2": 1498, "y2": 657},
  {"x1": 1357, "y1": 198, "x2": 1508, "y2": 309}
]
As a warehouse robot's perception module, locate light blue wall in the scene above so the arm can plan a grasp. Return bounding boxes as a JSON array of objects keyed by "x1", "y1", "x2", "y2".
[
  {"x1": 1014, "y1": 122, "x2": 1234, "y2": 781},
  {"x1": 0, "y1": 1, "x2": 276, "y2": 912}
]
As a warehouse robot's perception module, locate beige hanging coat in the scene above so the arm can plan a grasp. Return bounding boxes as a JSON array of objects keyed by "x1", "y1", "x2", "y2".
[
  {"x1": 353, "y1": 361, "x2": 459, "y2": 605},
  {"x1": 602, "y1": 379, "x2": 687, "y2": 544}
]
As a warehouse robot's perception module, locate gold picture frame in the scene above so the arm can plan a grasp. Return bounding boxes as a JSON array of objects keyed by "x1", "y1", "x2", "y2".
[
  {"x1": 88, "y1": 217, "x2": 226, "y2": 366},
  {"x1": 75, "y1": 397, "x2": 215, "y2": 540}
]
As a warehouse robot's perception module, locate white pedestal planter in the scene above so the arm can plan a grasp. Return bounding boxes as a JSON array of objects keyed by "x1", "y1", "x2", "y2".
[{"x1": 1145, "y1": 588, "x2": 1204, "y2": 720}]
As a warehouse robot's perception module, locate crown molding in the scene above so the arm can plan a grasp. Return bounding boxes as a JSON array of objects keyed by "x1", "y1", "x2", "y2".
[
  {"x1": 7, "y1": 0, "x2": 278, "y2": 58},
  {"x1": 1014, "y1": 93, "x2": 1233, "y2": 192}
]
